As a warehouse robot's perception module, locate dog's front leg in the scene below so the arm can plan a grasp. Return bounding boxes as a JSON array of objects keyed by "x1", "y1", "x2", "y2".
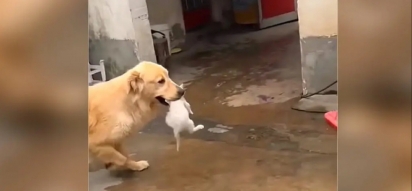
[
  {"x1": 89, "y1": 144, "x2": 128, "y2": 169},
  {"x1": 115, "y1": 143, "x2": 150, "y2": 171}
]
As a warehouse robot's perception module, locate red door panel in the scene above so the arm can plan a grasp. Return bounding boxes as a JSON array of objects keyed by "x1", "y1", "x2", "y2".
[
  {"x1": 182, "y1": 0, "x2": 211, "y2": 31},
  {"x1": 261, "y1": 0, "x2": 295, "y2": 19}
]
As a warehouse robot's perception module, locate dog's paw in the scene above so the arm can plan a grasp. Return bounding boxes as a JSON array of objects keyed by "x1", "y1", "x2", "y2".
[{"x1": 129, "y1": 160, "x2": 150, "y2": 171}]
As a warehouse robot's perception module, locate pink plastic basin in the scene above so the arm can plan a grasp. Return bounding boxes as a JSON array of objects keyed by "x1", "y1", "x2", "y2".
[{"x1": 324, "y1": 111, "x2": 338, "y2": 130}]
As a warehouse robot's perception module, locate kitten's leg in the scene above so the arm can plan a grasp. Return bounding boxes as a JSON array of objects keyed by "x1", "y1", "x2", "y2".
[
  {"x1": 173, "y1": 129, "x2": 181, "y2": 152},
  {"x1": 184, "y1": 101, "x2": 194, "y2": 114},
  {"x1": 187, "y1": 119, "x2": 204, "y2": 134},
  {"x1": 193, "y1": 124, "x2": 204, "y2": 132}
]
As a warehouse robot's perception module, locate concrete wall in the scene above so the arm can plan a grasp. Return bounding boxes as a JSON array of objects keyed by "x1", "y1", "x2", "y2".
[
  {"x1": 89, "y1": 0, "x2": 140, "y2": 80},
  {"x1": 146, "y1": 0, "x2": 186, "y2": 47},
  {"x1": 130, "y1": 0, "x2": 157, "y2": 62},
  {"x1": 297, "y1": 0, "x2": 337, "y2": 94}
]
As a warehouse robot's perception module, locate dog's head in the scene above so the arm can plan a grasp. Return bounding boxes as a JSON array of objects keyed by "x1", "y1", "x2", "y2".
[{"x1": 127, "y1": 61, "x2": 184, "y2": 106}]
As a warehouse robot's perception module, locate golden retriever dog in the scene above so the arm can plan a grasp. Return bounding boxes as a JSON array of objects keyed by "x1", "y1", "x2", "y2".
[{"x1": 88, "y1": 61, "x2": 184, "y2": 172}]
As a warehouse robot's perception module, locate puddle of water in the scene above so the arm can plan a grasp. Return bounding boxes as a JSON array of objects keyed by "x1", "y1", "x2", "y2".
[
  {"x1": 208, "y1": 127, "x2": 229, "y2": 134},
  {"x1": 216, "y1": 124, "x2": 233, "y2": 129},
  {"x1": 89, "y1": 169, "x2": 123, "y2": 191},
  {"x1": 223, "y1": 78, "x2": 301, "y2": 107},
  {"x1": 168, "y1": 27, "x2": 303, "y2": 125}
]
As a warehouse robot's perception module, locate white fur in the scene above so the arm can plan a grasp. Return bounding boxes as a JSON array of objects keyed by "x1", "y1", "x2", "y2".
[{"x1": 165, "y1": 96, "x2": 204, "y2": 151}]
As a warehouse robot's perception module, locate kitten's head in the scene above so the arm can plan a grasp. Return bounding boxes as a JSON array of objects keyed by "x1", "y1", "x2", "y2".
[{"x1": 166, "y1": 83, "x2": 186, "y2": 105}]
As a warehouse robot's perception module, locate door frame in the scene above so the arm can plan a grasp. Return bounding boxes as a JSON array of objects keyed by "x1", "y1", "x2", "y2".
[{"x1": 257, "y1": 0, "x2": 298, "y2": 29}]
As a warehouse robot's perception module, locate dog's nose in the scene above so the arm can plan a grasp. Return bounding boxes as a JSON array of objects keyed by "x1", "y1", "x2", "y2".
[{"x1": 178, "y1": 88, "x2": 185, "y2": 97}]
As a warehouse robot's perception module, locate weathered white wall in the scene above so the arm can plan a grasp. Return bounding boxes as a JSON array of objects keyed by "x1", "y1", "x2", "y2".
[
  {"x1": 146, "y1": 0, "x2": 186, "y2": 47},
  {"x1": 211, "y1": 0, "x2": 233, "y2": 29},
  {"x1": 211, "y1": 0, "x2": 229, "y2": 22},
  {"x1": 129, "y1": 0, "x2": 157, "y2": 62},
  {"x1": 297, "y1": 0, "x2": 337, "y2": 38},
  {"x1": 89, "y1": 0, "x2": 136, "y2": 40},
  {"x1": 89, "y1": 0, "x2": 140, "y2": 79},
  {"x1": 297, "y1": 0, "x2": 337, "y2": 94}
]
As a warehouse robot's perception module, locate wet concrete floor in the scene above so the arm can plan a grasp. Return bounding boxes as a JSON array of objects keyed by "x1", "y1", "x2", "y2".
[{"x1": 89, "y1": 22, "x2": 337, "y2": 191}]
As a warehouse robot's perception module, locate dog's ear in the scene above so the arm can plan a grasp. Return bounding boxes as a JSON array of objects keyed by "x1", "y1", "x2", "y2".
[{"x1": 129, "y1": 71, "x2": 143, "y2": 92}]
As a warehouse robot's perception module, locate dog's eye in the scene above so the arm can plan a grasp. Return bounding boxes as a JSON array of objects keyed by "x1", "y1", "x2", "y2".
[{"x1": 158, "y1": 79, "x2": 165, "y2": 84}]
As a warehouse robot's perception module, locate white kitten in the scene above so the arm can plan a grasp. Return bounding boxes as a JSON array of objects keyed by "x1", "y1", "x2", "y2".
[{"x1": 165, "y1": 85, "x2": 204, "y2": 151}]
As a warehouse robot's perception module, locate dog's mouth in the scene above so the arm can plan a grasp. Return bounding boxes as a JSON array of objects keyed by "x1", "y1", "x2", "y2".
[{"x1": 155, "y1": 96, "x2": 170, "y2": 106}]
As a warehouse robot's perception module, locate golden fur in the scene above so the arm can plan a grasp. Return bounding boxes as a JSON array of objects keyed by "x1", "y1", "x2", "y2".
[{"x1": 88, "y1": 61, "x2": 183, "y2": 171}]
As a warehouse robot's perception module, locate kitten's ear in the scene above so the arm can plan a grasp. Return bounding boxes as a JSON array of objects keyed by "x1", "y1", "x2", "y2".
[{"x1": 129, "y1": 71, "x2": 143, "y2": 93}]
